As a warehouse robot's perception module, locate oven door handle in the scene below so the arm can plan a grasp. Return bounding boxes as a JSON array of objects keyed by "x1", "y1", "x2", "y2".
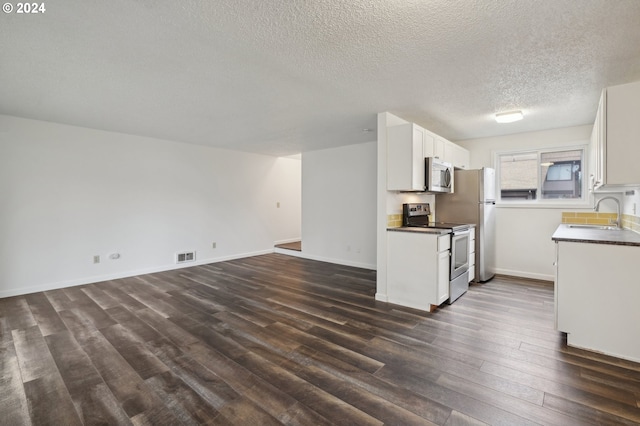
[{"x1": 452, "y1": 228, "x2": 470, "y2": 237}]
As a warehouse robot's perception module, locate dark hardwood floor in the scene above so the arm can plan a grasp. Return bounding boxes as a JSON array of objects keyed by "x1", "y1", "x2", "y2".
[
  {"x1": 274, "y1": 241, "x2": 302, "y2": 252},
  {"x1": 2, "y1": 254, "x2": 640, "y2": 425}
]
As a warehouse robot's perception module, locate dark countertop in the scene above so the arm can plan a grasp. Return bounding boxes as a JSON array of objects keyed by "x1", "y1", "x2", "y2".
[
  {"x1": 552, "y1": 224, "x2": 640, "y2": 247},
  {"x1": 387, "y1": 227, "x2": 451, "y2": 235},
  {"x1": 387, "y1": 224, "x2": 475, "y2": 236}
]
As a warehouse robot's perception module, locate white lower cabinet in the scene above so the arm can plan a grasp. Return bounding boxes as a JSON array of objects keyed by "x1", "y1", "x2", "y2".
[
  {"x1": 555, "y1": 241, "x2": 640, "y2": 362},
  {"x1": 387, "y1": 231, "x2": 450, "y2": 311},
  {"x1": 468, "y1": 227, "x2": 476, "y2": 282},
  {"x1": 436, "y1": 249, "x2": 450, "y2": 305}
]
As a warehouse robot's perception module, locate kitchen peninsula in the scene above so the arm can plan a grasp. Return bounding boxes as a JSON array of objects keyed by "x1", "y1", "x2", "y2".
[
  {"x1": 387, "y1": 220, "x2": 475, "y2": 312},
  {"x1": 552, "y1": 224, "x2": 640, "y2": 362}
]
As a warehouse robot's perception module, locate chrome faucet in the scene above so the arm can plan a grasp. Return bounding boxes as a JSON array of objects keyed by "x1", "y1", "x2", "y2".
[{"x1": 594, "y1": 196, "x2": 621, "y2": 228}]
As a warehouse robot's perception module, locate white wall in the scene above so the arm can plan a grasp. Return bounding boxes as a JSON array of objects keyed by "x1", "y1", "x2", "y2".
[
  {"x1": 301, "y1": 141, "x2": 377, "y2": 269},
  {"x1": 0, "y1": 115, "x2": 301, "y2": 297},
  {"x1": 456, "y1": 125, "x2": 593, "y2": 280}
]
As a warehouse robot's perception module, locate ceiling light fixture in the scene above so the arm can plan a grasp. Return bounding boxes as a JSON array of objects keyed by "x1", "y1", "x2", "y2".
[{"x1": 495, "y1": 110, "x2": 524, "y2": 123}]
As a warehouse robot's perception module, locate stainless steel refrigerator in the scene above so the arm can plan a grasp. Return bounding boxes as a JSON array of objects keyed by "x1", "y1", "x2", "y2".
[{"x1": 436, "y1": 168, "x2": 496, "y2": 282}]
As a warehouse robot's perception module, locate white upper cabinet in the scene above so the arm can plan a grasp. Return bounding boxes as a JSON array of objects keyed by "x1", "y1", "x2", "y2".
[
  {"x1": 387, "y1": 123, "x2": 427, "y2": 191},
  {"x1": 591, "y1": 80, "x2": 640, "y2": 190},
  {"x1": 446, "y1": 141, "x2": 470, "y2": 170},
  {"x1": 588, "y1": 99, "x2": 601, "y2": 191},
  {"x1": 434, "y1": 136, "x2": 446, "y2": 160},
  {"x1": 387, "y1": 122, "x2": 471, "y2": 191},
  {"x1": 423, "y1": 130, "x2": 436, "y2": 158}
]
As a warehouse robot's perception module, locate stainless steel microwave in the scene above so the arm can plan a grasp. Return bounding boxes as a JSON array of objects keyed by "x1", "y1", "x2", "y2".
[{"x1": 425, "y1": 157, "x2": 453, "y2": 193}]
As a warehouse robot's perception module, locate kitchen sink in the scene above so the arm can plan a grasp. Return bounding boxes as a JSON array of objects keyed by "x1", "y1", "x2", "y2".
[{"x1": 567, "y1": 224, "x2": 621, "y2": 230}]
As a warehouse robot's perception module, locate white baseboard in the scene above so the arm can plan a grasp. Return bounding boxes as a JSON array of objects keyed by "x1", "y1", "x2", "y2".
[
  {"x1": 273, "y1": 237, "x2": 301, "y2": 245},
  {"x1": 273, "y1": 247, "x2": 304, "y2": 256},
  {"x1": 494, "y1": 268, "x2": 554, "y2": 282},
  {"x1": 0, "y1": 249, "x2": 273, "y2": 299},
  {"x1": 375, "y1": 292, "x2": 388, "y2": 302},
  {"x1": 274, "y1": 249, "x2": 376, "y2": 271},
  {"x1": 1, "y1": 247, "x2": 378, "y2": 299}
]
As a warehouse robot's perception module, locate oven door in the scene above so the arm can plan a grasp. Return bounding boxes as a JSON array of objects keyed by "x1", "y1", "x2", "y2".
[{"x1": 450, "y1": 228, "x2": 470, "y2": 280}]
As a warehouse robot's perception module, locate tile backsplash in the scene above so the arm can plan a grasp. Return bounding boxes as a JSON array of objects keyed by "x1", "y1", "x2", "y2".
[
  {"x1": 562, "y1": 211, "x2": 640, "y2": 232},
  {"x1": 387, "y1": 214, "x2": 403, "y2": 228},
  {"x1": 622, "y1": 214, "x2": 640, "y2": 232},
  {"x1": 561, "y1": 211, "x2": 618, "y2": 226}
]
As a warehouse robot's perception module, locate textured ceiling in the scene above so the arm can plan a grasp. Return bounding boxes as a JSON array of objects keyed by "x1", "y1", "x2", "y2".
[{"x1": 2, "y1": 0, "x2": 640, "y2": 156}]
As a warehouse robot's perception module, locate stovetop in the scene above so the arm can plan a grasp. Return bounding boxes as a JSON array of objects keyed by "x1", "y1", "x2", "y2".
[
  {"x1": 402, "y1": 203, "x2": 470, "y2": 231},
  {"x1": 404, "y1": 222, "x2": 470, "y2": 231}
]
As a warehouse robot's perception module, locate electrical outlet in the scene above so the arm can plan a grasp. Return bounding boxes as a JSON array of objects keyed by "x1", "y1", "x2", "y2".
[
  {"x1": 212, "y1": 242, "x2": 217, "y2": 249},
  {"x1": 93, "y1": 255, "x2": 100, "y2": 264},
  {"x1": 277, "y1": 202, "x2": 280, "y2": 208}
]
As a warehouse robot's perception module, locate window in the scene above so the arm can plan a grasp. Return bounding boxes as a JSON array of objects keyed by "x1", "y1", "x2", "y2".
[{"x1": 496, "y1": 147, "x2": 586, "y2": 204}]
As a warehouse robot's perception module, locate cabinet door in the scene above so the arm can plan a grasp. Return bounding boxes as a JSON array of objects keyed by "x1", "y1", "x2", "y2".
[
  {"x1": 556, "y1": 241, "x2": 640, "y2": 361},
  {"x1": 436, "y1": 249, "x2": 450, "y2": 304},
  {"x1": 387, "y1": 231, "x2": 440, "y2": 311},
  {"x1": 410, "y1": 126, "x2": 425, "y2": 189},
  {"x1": 605, "y1": 81, "x2": 640, "y2": 185},
  {"x1": 387, "y1": 123, "x2": 426, "y2": 191},
  {"x1": 452, "y1": 143, "x2": 470, "y2": 170},
  {"x1": 442, "y1": 139, "x2": 470, "y2": 169},
  {"x1": 435, "y1": 137, "x2": 446, "y2": 160},
  {"x1": 589, "y1": 108, "x2": 599, "y2": 191},
  {"x1": 423, "y1": 131, "x2": 436, "y2": 158},
  {"x1": 468, "y1": 228, "x2": 476, "y2": 282},
  {"x1": 592, "y1": 92, "x2": 605, "y2": 189},
  {"x1": 553, "y1": 242, "x2": 559, "y2": 329}
]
